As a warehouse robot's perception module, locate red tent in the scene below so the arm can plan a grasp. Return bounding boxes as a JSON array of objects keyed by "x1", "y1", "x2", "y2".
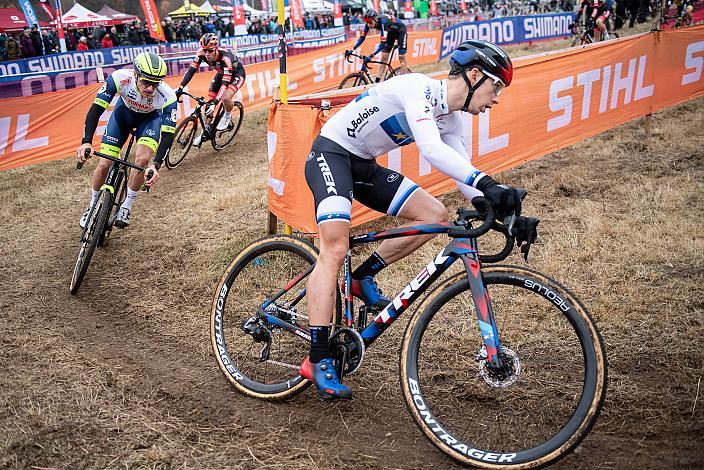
[
  {"x1": 97, "y1": 5, "x2": 140, "y2": 25},
  {"x1": 0, "y1": 8, "x2": 50, "y2": 32}
]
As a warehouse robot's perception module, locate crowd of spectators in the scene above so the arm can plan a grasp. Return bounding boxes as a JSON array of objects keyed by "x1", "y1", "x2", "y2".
[
  {"x1": 0, "y1": 20, "x2": 158, "y2": 60},
  {"x1": 0, "y1": 0, "x2": 667, "y2": 62}
]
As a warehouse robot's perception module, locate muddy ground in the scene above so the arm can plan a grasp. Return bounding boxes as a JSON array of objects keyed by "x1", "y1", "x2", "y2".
[{"x1": 1, "y1": 46, "x2": 703, "y2": 470}]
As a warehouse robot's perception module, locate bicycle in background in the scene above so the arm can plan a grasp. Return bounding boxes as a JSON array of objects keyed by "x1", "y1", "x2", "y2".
[
  {"x1": 570, "y1": 17, "x2": 619, "y2": 46},
  {"x1": 210, "y1": 195, "x2": 607, "y2": 468},
  {"x1": 165, "y1": 91, "x2": 244, "y2": 169},
  {"x1": 339, "y1": 47, "x2": 413, "y2": 89}
]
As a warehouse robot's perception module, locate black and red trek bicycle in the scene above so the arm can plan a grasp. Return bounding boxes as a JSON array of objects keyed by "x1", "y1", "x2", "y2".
[{"x1": 210, "y1": 196, "x2": 607, "y2": 468}]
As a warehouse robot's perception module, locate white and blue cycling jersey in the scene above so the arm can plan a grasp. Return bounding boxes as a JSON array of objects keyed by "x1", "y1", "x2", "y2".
[
  {"x1": 306, "y1": 73, "x2": 490, "y2": 225},
  {"x1": 319, "y1": 73, "x2": 489, "y2": 191}
]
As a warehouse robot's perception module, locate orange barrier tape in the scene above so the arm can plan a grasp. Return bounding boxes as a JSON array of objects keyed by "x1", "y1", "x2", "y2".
[
  {"x1": 0, "y1": 30, "x2": 442, "y2": 171},
  {"x1": 267, "y1": 27, "x2": 704, "y2": 233}
]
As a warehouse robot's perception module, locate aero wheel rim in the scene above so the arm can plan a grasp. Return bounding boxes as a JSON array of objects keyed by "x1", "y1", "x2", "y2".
[{"x1": 406, "y1": 275, "x2": 600, "y2": 465}]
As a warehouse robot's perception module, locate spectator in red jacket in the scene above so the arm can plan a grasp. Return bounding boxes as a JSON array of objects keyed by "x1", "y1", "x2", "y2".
[
  {"x1": 77, "y1": 36, "x2": 89, "y2": 51},
  {"x1": 101, "y1": 33, "x2": 113, "y2": 49}
]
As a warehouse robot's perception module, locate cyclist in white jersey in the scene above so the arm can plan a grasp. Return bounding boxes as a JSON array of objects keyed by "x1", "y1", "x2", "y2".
[
  {"x1": 301, "y1": 40, "x2": 522, "y2": 400},
  {"x1": 76, "y1": 52, "x2": 177, "y2": 229}
]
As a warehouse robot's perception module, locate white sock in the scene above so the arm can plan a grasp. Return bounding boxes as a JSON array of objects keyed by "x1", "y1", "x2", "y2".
[
  {"x1": 90, "y1": 189, "x2": 100, "y2": 206},
  {"x1": 223, "y1": 111, "x2": 231, "y2": 119},
  {"x1": 121, "y1": 189, "x2": 139, "y2": 211}
]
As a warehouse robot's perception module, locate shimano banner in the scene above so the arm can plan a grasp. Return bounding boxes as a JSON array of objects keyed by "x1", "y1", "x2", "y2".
[
  {"x1": 0, "y1": 34, "x2": 347, "y2": 98},
  {"x1": 0, "y1": 33, "x2": 347, "y2": 80},
  {"x1": 439, "y1": 12, "x2": 574, "y2": 60}
]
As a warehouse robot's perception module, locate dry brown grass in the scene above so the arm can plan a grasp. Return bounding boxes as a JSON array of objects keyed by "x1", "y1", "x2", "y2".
[{"x1": 1, "y1": 25, "x2": 702, "y2": 469}]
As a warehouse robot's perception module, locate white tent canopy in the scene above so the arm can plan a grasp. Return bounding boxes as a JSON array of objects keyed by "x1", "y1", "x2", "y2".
[
  {"x1": 199, "y1": 1, "x2": 218, "y2": 14},
  {"x1": 301, "y1": 0, "x2": 335, "y2": 11},
  {"x1": 244, "y1": 3, "x2": 269, "y2": 17},
  {"x1": 61, "y1": 3, "x2": 113, "y2": 27}
]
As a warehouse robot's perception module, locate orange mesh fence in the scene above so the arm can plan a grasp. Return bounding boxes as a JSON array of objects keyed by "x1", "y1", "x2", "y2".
[{"x1": 267, "y1": 27, "x2": 704, "y2": 233}]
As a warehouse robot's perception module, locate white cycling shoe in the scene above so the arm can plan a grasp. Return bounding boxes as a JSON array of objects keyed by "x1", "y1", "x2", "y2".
[
  {"x1": 216, "y1": 114, "x2": 231, "y2": 131},
  {"x1": 114, "y1": 207, "x2": 131, "y2": 228},
  {"x1": 79, "y1": 206, "x2": 91, "y2": 229}
]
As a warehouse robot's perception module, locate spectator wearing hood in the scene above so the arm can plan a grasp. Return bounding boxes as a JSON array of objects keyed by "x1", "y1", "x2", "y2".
[
  {"x1": 101, "y1": 32, "x2": 113, "y2": 49},
  {"x1": 77, "y1": 36, "x2": 89, "y2": 51}
]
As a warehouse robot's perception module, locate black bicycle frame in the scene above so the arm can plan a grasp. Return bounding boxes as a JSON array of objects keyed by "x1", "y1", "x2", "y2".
[
  {"x1": 181, "y1": 92, "x2": 215, "y2": 139},
  {"x1": 347, "y1": 46, "x2": 399, "y2": 81},
  {"x1": 79, "y1": 135, "x2": 140, "y2": 242},
  {"x1": 257, "y1": 222, "x2": 506, "y2": 369}
]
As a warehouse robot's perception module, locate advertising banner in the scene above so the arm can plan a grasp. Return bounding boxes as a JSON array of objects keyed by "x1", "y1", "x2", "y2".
[
  {"x1": 333, "y1": 0, "x2": 343, "y2": 27},
  {"x1": 18, "y1": 0, "x2": 40, "y2": 29},
  {"x1": 439, "y1": 12, "x2": 574, "y2": 60},
  {"x1": 0, "y1": 31, "x2": 442, "y2": 170},
  {"x1": 140, "y1": 0, "x2": 166, "y2": 42},
  {"x1": 290, "y1": 0, "x2": 305, "y2": 29},
  {"x1": 266, "y1": 28, "x2": 704, "y2": 231},
  {"x1": 404, "y1": 0, "x2": 414, "y2": 19},
  {"x1": 0, "y1": 33, "x2": 348, "y2": 98},
  {"x1": 430, "y1": 0, "x2": 438, "y2": 16}
]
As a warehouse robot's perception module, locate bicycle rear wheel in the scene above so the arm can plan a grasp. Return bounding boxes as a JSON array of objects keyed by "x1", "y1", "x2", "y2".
[
  {"x1": 70, "y1": 191, "x2": 112, "y2": 294},
  {"x1": 211, "y1": 235, "x2": 340, "y2": 400},
  {"x1": 165, "y1": 117, "x2": 197, "y2": 169},
  {"x1": 338, "y1": 72, "x2": 370, "y2": 89},
  {"x1": 212, "y1": 101, "x2": 244, "y2": 151},
  {"x1": 400, "y1": 266, "x2": 607, "y2": 468},
  {"x1": 386, "y1": 66, "x2": 413, "y2": 80}
]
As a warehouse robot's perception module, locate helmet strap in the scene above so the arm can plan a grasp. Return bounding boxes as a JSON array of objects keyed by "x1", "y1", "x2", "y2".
[{"x1": 460, "y1": 69, "x2": 488, "y2": 113}]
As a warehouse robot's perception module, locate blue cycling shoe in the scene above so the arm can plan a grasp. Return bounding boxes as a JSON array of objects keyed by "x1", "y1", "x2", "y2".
[
  {"x1": 351, "y1": 275, "x2": 391, "y2": 309},
  {"x1": 300, "y1": 356, "x2": 352, "y2": 400}
]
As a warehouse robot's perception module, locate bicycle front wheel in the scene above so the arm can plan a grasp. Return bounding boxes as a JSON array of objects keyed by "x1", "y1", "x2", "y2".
[
  {"x1": 338, "y1": 72, "x2": 370, "y2": 89},
  {"x1": 212, "y1": 101, "x2": 244, "y2": 151},
  {"x1": 165, "y1": 117, "x2": 197, "y2": 169},
  {"x1": 211, "y1": 235, "x2": 339, "y2": 400},
  {"x1": 70, "y1": 191, "x2": 112, "y2": 294},
  {"x1": 400, "y1": 266, "x2": 607, "y2": 468}
]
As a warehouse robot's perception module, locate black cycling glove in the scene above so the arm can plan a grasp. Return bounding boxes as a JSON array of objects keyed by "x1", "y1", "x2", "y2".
[{"x1": 476, "y1": 176, "x2": 522, "y2": 219}]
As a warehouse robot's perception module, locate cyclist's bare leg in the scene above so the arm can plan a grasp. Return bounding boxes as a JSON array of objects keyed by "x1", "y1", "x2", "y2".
[
  {"x1": 399, "y1": 53, "x2": 408, "y2": 74},
  {"x1": 127, "y1": 144, "x2": 154, "y2": 191},
  {"x1": 375, "y1": 189, "x2": 447, "y2": 264},
  {"x1": 221, "y1": 87, "x2": 235, "y2": 113},
  {"x1": 306, "y1": 221, "x2": 349, "y2": 326},
  {"x1": 376, "y1": 51, "x2": 391, "y2": 81},
  {"x1": 595, "y1": 17, "x2": 606, "y2": 40},
  {"x1": 90, "y1": 158, "x2": 112, "y2": 191}
]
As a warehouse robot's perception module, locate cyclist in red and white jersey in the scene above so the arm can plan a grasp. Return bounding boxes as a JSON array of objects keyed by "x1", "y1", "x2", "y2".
[{"x1": 176, "y1": 33, "x2": 246, "y2": 146}]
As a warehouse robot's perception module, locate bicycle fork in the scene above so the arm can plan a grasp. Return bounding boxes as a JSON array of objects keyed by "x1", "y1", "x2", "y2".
[{"x1": 459, "y1": 248, "x2": 504, "y2": 370}]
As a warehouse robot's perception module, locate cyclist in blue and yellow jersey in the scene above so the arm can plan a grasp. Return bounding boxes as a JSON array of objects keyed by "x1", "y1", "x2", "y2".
[
  {"x1": 301, "y1": 40, "x2": 522, "y2": 399},
  {"x1": 76, "y1": 52, "x2": 177, "y2": 229},
  {"x1": 346, "y1": 9, "x2": 408, "y2": 82}
]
